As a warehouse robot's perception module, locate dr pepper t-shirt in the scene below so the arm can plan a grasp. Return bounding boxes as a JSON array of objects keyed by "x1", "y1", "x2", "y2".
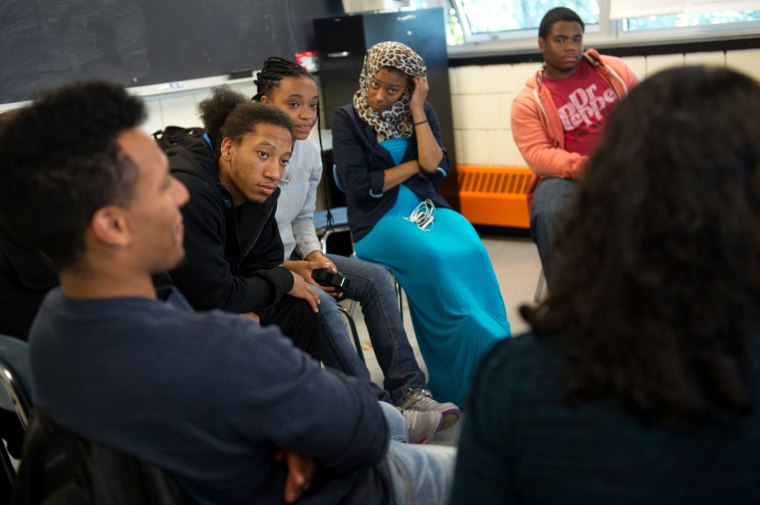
[{"x1": 543, "y1": 60, "x2": 620, "y2": 156}]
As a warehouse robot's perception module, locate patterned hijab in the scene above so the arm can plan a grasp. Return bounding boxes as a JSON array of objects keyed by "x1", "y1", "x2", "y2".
[{"x1": 352, "y1": 41, "x2": 427, "y2": 140}]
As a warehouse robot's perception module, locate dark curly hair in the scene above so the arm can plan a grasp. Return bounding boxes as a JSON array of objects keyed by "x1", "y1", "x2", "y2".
[
  {"x1": 198, "y1": 84, "x2": 293, "y2": 158},
  {"x1": 523, "y1": 66, "x2": 760, "y2": 424},
  {"x1": 252, "y1": 56, "x2": 313, "y2": 102},
  {"x1": 0, "y1": 80, "x2": 145, "y2": 269},
  {"x1": 539, "y1": 7, "x2": 584, "y2": 39}
]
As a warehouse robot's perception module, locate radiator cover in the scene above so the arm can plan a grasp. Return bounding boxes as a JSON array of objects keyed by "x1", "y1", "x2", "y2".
[{"x1": 457, "y1": 166, "x2": 534, "y2": 229}]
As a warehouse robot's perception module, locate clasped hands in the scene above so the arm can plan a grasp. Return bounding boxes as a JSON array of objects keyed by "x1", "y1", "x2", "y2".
[{"x1": 277, "y1": 449, "x2": 317, "y2": 503}]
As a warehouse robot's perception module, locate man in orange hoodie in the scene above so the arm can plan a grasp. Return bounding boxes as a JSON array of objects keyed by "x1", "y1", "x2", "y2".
[{"x1": 511, "y1": 7, "x2": 639, "y2": 282}]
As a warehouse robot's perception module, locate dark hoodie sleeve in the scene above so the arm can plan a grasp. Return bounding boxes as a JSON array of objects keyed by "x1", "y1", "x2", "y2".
[
  {"x1": 170, "y1": 171, "x2": 294, "y2": 315},
  {"x1": 237, "y1": 207, "x2": 287, "y2": 278}
]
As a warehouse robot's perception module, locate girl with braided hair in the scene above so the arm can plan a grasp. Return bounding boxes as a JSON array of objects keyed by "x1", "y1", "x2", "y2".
[
  {"x1": 254, "y1": 56, "x2": 461, "y2": 442},
  {"x1": 331, "y1": 42, "x2": 511, "y2": 406}
]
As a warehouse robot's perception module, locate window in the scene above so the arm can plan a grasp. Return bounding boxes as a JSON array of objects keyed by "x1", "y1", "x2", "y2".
[
  {"x1": 622, "y1": 10, "x2": 760, "y2": 31},
  {"x1": 450, "y1": 0, "x2": 599, "y2": 42},
  {"x1": 448, "y1": 0, "x2": 760, "y2": 46},
  {"x1": 611, "y1": 0, "x2": 760, "y2": 31}
]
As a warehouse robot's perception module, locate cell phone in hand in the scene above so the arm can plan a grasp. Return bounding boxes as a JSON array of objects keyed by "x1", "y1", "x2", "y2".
[{"x1": 312, "y1": 268, "x2": 350, "y2": 292}]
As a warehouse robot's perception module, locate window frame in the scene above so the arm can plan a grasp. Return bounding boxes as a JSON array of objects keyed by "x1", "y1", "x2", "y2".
[
  {"x1": 447, "y1": 0, "x2": 760, "y2": 56},
  {"x1": 449, "y1": 0, "x2": 601, "y2": 43}
]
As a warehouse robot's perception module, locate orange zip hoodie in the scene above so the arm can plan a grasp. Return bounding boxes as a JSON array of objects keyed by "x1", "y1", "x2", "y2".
[{"x1": 510, "y1": 49, "x2": 640, "y2": 208}]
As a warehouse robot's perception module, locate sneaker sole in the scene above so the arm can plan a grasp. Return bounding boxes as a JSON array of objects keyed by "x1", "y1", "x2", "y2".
[{"x1": 439, "y1": 408, "x2": 461, "y2": 431}]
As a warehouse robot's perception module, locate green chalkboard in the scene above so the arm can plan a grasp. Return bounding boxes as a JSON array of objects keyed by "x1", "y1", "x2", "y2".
[{"x1": 0, "y1": 0, "x2": 342, "y2": 104}]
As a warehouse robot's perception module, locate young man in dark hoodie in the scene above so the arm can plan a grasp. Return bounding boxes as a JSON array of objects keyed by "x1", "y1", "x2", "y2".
[{"x1": 167, "y1": 86, "x2": 322, "y2": 359}]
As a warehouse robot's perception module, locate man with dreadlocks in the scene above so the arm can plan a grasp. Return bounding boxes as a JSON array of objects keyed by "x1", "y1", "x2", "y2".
[{"x1": 253, "y1": 56, "x2": 460, "y2": 444}]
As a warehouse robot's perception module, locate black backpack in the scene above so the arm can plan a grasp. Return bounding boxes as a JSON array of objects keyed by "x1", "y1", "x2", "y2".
[{"x1": 152, "y1": 126, "x2": 205, "y2": 152}]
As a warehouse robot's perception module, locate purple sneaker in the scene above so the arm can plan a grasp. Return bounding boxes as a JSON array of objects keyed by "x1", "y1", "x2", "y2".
[{"x1": 398, "y1": 389, "x2": 461, "y2": 431}]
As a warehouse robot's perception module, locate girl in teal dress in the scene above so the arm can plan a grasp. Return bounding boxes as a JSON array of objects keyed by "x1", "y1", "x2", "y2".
[{"x1": 332, "y1": 41, "x2": 511, "y2": 406}]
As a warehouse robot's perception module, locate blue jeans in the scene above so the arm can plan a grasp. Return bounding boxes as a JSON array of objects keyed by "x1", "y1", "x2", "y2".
[
  {"x1": 379, "y1": 401, "x2": 409, "y2": 443},
  {"x1": 530, "y1": 178, "x2": 578, "y2": 281},
  {"x1": 381, "y1": 402, "x2": 455, "y2": 504},
  {"x1": 318, "y1": 254, "x2": 427, "y2": 404},
  {"x1": 386, "y1": 441, "x2": 456, "y2": 504}
]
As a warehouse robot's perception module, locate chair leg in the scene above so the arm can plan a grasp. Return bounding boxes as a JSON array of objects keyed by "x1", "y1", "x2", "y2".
[
  {"x1": 340, "y1": 298, "x2": 358, "y2": 319},
  {"x1": 0, "y1": 442, "x2": 15, "y2": 487},
  {"x1": 337, "y1": 305, "x2": 365, "y2": 363},
  {"x1": 534, "y1": 268, "x2": 546, "y2": 302},
  {"x1": 394, "y1": 278, "x2": 404, "y2": 323},
  {"x1": 320, "y1": 230, "x2": 333, "y2": 254}
]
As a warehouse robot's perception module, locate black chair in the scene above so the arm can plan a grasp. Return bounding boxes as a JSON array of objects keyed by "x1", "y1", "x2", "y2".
[
  {"x1": 313, "y1": 206, "x2": 352, "y2": 256},
  {"x1": 0, "y1": 334, "x2": 32, "y2": 486},
  {"x1": 0, "y1": 334, "x2": 192, "y2": 503},
  {"x1": 11, "y1": 410, "x2": 192, "y2": 505}
]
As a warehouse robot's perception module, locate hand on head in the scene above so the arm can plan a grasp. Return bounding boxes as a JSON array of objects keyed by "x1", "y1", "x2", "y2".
[{"x1": 409, "y1": 74, "x2": 429, "y2": 113}]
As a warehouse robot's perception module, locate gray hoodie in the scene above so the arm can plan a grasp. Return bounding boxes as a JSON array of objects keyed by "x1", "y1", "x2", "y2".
[{"x1": 275, "y1": 138, "x2": 324, "y2": 260}]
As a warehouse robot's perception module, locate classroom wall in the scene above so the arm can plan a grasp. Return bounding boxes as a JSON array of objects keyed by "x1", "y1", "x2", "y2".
[
  {"x1": 140, "y1": 79, "x2": 258, "y2": 136},
  {"x1": 144, "y1": 48, "x2": 760, "y2": 168}
]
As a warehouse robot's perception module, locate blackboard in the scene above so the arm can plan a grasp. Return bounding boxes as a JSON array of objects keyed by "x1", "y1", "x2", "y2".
[{"x1": 0, "y1": 0, "x2": 342, "y2": 104}]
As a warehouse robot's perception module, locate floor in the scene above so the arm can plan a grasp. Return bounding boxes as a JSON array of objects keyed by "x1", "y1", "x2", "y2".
[{"x1": 342, "y1": 229, "x2": 542, "y2": 446}]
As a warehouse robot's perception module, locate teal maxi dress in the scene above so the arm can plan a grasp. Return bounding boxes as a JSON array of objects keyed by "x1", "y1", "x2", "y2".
[{"x1": 353, "y1": 138, "x2": 511, "y2": 406}]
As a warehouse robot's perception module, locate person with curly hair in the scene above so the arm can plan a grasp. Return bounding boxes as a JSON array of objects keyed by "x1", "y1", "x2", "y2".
[
  {"x1": 451, "y1": 66, "x2": 760, "y2": 503},
  {"x1": 332, "y1": 41, "x2": 511, "y2": 407}
]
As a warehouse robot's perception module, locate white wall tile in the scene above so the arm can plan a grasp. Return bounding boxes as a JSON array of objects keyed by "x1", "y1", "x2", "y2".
[
  {"x1": 230, "y1": 81, "x2": 257, "y2": 98},
  {"x1": 645, "y1": 54, "x2": 685, "y2": 77},
  {"x1": 142, "y1": 99, "x2": 164, "y2": 134},
  {"x1": 500, "y1": 93, "x2": 515, "y2": 130},
  {"x1": 453, "y1": 129, "x2": 464, "y2": 165},
  {"x1": 471, "y1": 94, "x2": 503, "y2": 130},
  {"x1": 456, "y1": 94, "x2": 481, "y2": 129},
  {"x1": 456, "y1": 65, "x2": 486, "y2": 94},
  {"x1": 450, "y1": 94, "x2": 468, "y2": 131},
  {"x1": 511, "y1": 62, "x2": 540, "y2": 91},
  {"x1": 448, "y1": 67, "x2": 459, "y2": 95},
  {"x1": 458, "y1": 129, "x2": 490, "y2": 165},
  {"x1": 481, "y1": 64, "x2": 513, "y2": 94},
  {"x1": 159, "y1": 94, "x2": 199, "y2": 127},
  {"x1": 487, "y1": 130, "x2": 524, "y2": 165},
  {"x1": 193, "y1": 91, "x2": 213, "y2": 113},
  {"x1": 726, "y1": 48, "x2": 760, "y2": 82},
  {"x1": 684, "y1": 51, "x2": 726, "y2": 67},
  {"x1": 622, "y1": 56, "x2": 646, "y2": 81}
]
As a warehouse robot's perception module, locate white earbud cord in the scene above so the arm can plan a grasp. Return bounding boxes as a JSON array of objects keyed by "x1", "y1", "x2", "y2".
[{"x1": 404, "y1": 199, "x2": 436, "y2": 231}]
